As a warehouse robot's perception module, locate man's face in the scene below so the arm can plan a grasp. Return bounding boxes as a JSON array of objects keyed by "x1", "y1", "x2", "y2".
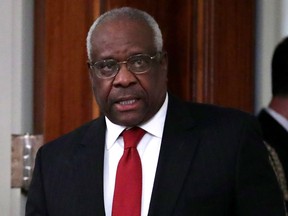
[{"x1": 89, "y1": 18, "x2": 168, "y2": 127}]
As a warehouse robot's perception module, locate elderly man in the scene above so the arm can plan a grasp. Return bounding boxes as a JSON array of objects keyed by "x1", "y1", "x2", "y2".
[{"x1": 26, "y1": 7, "x2": 286, "y2": 216}]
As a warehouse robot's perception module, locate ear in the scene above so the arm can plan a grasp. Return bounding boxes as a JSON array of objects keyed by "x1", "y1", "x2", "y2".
[
  {"x1": 87, "y1": 62, "x2": 95, "y2": 86},
  {"x1": 159, "y1": 51, "x2": 168, "y2": 73}
]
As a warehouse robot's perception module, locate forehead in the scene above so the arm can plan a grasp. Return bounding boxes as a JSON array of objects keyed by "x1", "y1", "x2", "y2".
[{"x1": 90, "y1": 18, "x2": 155, "y2": 58}]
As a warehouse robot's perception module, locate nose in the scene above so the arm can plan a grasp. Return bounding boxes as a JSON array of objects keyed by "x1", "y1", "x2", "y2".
[{"x1": 113, "y1": 63, "x2": 137, "y2": 87}]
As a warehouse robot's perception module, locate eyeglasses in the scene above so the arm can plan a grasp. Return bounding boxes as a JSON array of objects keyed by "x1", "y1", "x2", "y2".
[{"x1": 88, "y1": 52, "x2": 164, "y2": 79}]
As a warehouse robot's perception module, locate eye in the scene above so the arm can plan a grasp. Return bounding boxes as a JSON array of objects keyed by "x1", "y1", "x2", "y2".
[
  {"x1": 95, "y1": 59, "x2": 117, "y2": 71},
  {"x1": 129, "y1": 55, "x2": 150, "y2": 70},
  {"x1": 92, "y1": 59, "x2": 119, "y2": 78}
]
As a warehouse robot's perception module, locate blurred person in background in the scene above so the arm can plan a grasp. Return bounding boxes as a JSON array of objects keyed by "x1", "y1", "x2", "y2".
[{"x1": 257, "y1": 36, "x2": 288, "y2": 212}]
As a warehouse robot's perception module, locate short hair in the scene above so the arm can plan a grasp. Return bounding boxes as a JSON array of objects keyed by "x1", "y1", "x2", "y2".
[
  {"x1": 86, "y1": 7, "x2": 163, "y2": 61},
  {"x1": 271, "y1": 37, "x2": 288, "y2": 96}
]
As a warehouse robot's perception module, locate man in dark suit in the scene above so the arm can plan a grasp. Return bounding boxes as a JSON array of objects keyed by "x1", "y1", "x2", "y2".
[
  {"x1": 26, "y1": 7, "x2": 286, "y2": 215},
  {"x1": 257, "y1": 37, "x2": 288, "y2": 211}
]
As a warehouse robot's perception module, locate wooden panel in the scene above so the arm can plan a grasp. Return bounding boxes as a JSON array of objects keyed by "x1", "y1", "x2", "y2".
[
  {"x1": 34, "y1": 0, "x2": 98, "y2": 142},
  {"x1": 194, "y1": 0, "x2": 255, "y2": 112}
]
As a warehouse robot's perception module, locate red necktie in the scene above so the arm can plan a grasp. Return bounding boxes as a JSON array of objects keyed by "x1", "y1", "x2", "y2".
[{"x1": 112, "y1": 127, "x2": 146, "y2": 216}]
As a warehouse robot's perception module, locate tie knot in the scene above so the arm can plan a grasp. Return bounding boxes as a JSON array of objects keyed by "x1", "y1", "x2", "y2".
[{"x1": 122, "y1": 127, "x2": 145, "y2": 149}]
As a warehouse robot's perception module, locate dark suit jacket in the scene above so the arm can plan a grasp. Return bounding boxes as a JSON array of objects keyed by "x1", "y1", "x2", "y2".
[
  {"x1": 26, "y1": 95, "x2": 286, "y2": 216},
  {"x1": 258, "y1": 109, "x2": 288, "y2": 209}
]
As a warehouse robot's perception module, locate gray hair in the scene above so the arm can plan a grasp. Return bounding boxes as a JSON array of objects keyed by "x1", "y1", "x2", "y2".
[{"x1": 86, "y1": 7, "x2": 163, "y2": 61}]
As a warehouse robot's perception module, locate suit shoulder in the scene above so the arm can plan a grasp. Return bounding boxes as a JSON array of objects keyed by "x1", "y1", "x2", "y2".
[
  {"x1": 40, "y1": 117, "x2": 104, "y2": 153},
  {"x1": 168, "y1": 94, "x2": 258, "y2": 128},
  {"x1": 185, "y1": 101, "x2": 256, "y2": 121}
]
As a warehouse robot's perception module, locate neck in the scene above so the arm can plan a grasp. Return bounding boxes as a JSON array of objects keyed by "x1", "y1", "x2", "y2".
[{"x1": 268, "y1": 96, "x2": 288, "y2": 119}]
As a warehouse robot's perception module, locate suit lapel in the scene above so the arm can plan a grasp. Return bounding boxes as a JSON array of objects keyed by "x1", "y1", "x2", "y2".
[{"x1": 148, "y1": 96, "x2": 200, "y2": 216}]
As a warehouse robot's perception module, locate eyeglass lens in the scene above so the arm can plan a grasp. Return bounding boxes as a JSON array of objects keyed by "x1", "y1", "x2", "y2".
[{"x1": 90, "y1": 53, "x2": 161, "y2": 78}]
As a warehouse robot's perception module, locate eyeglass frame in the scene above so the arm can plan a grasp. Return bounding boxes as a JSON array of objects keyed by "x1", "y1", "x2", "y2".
[{"x1": 87, "y1": 52, "x2": 165, "y2": 79}]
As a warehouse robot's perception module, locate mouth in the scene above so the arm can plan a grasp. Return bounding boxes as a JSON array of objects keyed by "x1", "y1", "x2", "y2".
[
  {"x1": 114, "y1": 97, "x2": 141, "y2": 112},
  {"x1": 118, "y1": 99, "x2": 137, "y2": 105}
]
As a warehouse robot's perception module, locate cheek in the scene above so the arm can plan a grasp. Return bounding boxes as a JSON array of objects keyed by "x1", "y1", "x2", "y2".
[
  {"x1": 140, "y1": 72, "x2": 167, "y2": 101},
  {"x1": 92, "y1": 79, "x2": 111, "y2": 105},
  {"x1": 148, "y1": 69, "x2": 167, "y2": 91}
]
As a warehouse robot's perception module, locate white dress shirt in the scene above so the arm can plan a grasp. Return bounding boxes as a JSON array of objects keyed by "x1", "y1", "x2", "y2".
[
  {"x1": 266, "y1": 107, "x2": 288, "y2": 132},
  {"x1": 103, "y1": 94, "x2": 168, "y2": 216}
]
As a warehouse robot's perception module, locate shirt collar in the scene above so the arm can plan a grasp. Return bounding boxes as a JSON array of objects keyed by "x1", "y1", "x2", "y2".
[
  {"x1": 105, "y1": 93, "x2": 168, "y2": 150},
  {"x1": 266, "y1": 107, "x2": 288, "y2": 132}
]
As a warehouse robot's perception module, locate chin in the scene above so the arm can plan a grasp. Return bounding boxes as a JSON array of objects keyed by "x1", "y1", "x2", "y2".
[{"x1": 115, "y1": 116, "x2": 145, "y2": 127}]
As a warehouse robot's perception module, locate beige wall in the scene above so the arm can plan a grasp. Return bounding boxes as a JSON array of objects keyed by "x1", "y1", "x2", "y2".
[
  {"x1": 255, "y1": 0, "x2": 288, "y2": 113},
  {"x1": 0, "y1": 1, "x2": 34, "y2": 215},
  {"x1": 0, "y1": 0, "x2": 13, "y2": 214}
]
